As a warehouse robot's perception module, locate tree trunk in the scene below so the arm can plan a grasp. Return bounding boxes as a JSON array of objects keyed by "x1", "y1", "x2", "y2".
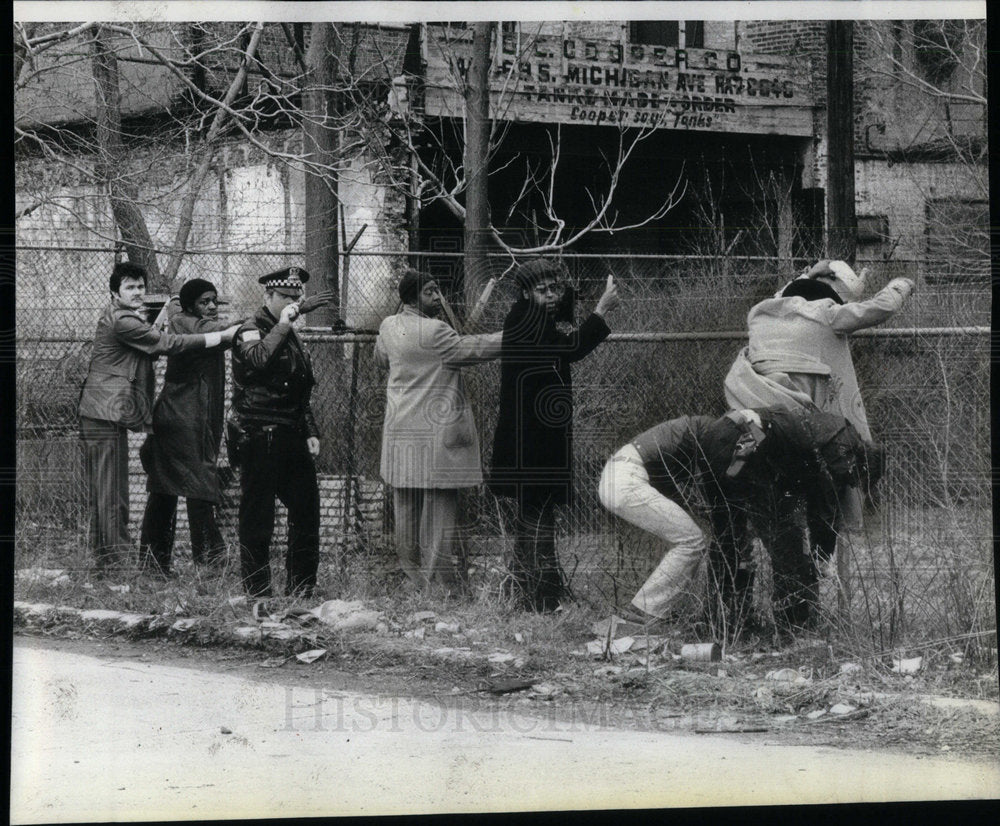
[
  {"x1": 462, "y1": 22, "x2": 493, "y2": 314},
  {"x1": 14, "y1": 23, "x2": 38, "y2": 84},
  {"x1": 303, "y1": 22, "x2": 340, "y2": 325},
  {"x1": 826, "y1": 20, "x2": 856, "y2": 264},
  {"x1": 92, "y1": 26, "x2": 163, "y2": 287}
]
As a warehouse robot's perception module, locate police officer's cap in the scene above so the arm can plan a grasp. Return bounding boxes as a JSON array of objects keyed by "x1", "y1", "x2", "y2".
[{"x1": 259, "y1": 266, "x2": 310, "y2": 290}]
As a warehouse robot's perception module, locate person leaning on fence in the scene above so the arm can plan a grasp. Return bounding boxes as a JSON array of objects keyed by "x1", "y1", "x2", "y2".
[
  {"x1": 598, "y1": 407, "x2": 879, "y2": 631},
  {"x1": 487, "y1": 260, "x2": 619, "y2": 613},
  {"x1": 228, "y1": 267, "x2": 334, "y2": 601},
  {"x1": 723, "y1": 259, "x2": 913, "y2": 529},
  {"x1": 375, "y1": 268, "x2": 503, "y2": 594},
  {"x1": 77, "y1": 262, "x2": 239, "y2": 575},
  {"x1": 137, "y1": 279, "x2": 234, "y2": 576}
]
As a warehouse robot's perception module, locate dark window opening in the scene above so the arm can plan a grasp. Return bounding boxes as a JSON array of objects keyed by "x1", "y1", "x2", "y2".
[
  {"x1": 629, "y1": 21, "x2": 679, "y2": 48},
  {"x1": 629, "y1": 20, "x2": 704, "y2": 49}
]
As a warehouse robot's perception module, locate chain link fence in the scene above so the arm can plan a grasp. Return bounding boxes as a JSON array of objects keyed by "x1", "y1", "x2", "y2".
[{"x1": 15, "y1": 246, "x2": 993, "y2": 651}]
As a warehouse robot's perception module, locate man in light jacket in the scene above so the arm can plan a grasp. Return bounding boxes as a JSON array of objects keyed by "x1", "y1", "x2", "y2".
[
  {"x1": 78, "y1": 262, "x2": 238, "y2": 574},
  {"x1": 375, "y1": 269, "x2": 502, "y2": 592}
]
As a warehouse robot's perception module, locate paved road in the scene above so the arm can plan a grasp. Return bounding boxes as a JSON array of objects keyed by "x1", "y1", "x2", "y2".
[{"x1": 10, "y1": 642, "x2": 999, "y2": 822}]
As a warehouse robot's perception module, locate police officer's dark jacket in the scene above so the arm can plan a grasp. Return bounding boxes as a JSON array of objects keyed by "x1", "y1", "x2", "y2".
[{"x1": 230, "y1": 306, "x2": 318, "y2": 437}]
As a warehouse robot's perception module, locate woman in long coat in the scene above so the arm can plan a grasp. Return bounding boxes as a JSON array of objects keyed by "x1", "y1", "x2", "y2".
[
  {"x1": 375, "y1": 269, "x2": 503, "y2": 591},
  {"x1": 139, "y1": 278, "x2": 232, "y2": 573},
  {"x1": 488, "y1": 260, "x2": 619, "y2": 612}
]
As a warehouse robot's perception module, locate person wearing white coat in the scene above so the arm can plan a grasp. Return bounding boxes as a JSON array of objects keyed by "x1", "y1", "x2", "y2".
[
  {"x1": 375, "y1": 269, "x2": 503, "y2": 591},
  {"x1": 724, "y1": 259, "x2": 913, "y2": 528}
]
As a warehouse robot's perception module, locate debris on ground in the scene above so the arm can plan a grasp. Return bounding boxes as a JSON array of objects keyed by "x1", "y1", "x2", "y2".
[
  {"x1": 311, "y1": 600, "x2": 383, "y2": 632},
  {"x1": 680, "y1": 642, "x2": 720, "y2": 662},
  {"x1": 892, "y1": 656, "x2": 923, "y2": 675},
  {"x1": 485, "y1": 678, "x2": 536, "y2": 695},
  {"x1": 434, "y1": 621, "x2": 461, "y2": 634},
  {"x1": 295, "y1": 649, "x2": 327, "y2": 664},
  {"x1": 765, "y1": 668, "x2": 803, "y2": 682}
]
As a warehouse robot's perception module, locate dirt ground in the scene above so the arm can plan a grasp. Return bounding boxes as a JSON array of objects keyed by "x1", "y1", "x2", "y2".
[{"x1": 14, "y1": 611, "x2": 999, "y2": 762}]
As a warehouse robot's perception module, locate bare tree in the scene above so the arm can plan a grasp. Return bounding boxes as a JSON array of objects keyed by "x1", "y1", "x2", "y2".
[
  {"x1": 16, "y1": 20, "x2": 687, "y2": 311},
  {"x1": 383, "y1": 24, "x2": 687, "y2": 274}
]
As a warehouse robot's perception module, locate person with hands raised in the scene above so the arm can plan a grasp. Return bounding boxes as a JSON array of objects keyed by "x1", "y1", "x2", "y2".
[
  {"x1": 78, "y1": 262, "x2": 240, "y2": 575},
  {"x1": 724, "y1": 258, "x2": 914, "y2": 531},
  {"x1": 488, "y1": 262, "x2": 619, "y2": 612}
]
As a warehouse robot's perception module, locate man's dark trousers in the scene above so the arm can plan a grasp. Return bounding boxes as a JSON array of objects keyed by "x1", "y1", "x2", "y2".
[
  {"x1": 79, "y1": 416, "x2": 131, "y2": 567},
  {"x1": 510, "y1": 489, "x2": 562, "y2": 612},
  {"x1": 238, "y1": 426, "x2": 320, "y2": 598}
]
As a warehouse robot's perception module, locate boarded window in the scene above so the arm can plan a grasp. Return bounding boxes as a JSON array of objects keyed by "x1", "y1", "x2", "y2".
[
  {"x1": 684, "y1": 21, "x2": 705, "y2": 49},
  {"x1": 857, "y1": 215, "x2": 889, "y2": 243},
  {"x1": 924, "y1": 199, "x2": 989, "y2": 283}
]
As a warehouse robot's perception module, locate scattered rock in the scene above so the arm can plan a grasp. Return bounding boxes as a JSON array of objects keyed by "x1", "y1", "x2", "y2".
[
  {"x1": 892, "y1": 656, "x2": 923, "y2": 675},
  {"x1": 514, "y1": 632, "x2": 524, "y2": 643},
  {"x1": 806, "y1": 709, "x2": 827, "y2": 720},
  {"x1": 431, "y1": 647, "x2": 473, "y2": 661},
  {"x1": 81, "y1": 609, "x2": 125, "y2": 623},
  {"x1": 403, "y1": 627, "x2": 425, "y2": 640},
  {"x1": 488, "y1": 652, "x2": 515, "y2": 664},
  {"x1": 948, "y1": 653, "x2": 964, "y2": 665},
  {"x1": 530, "y1": 682, "x2": 561, "y2": 699},
  {"x1": 170, "y1": 618, "x2": 200, "y2": 632},
  {"x1": 220, "y1": 726, "x2": 232, "y2": 735},
  {"x1": 117, "y1": 613, "x2": 150, "y2": 629},
  {"x1": 434, "y1": 621, "x2": 461, "y2": 634},
  {"x1": 765, "y1": 668, "x2": 800, "y2": 682},
  {"x1": 295, "y1": 649, "x2": 327, "y2": 664},
  {"x1": 829, "y1": 703, "x2": 856, "y2": 715},
  {"x1": 231, "y1": 626, "x2": 260, "y2": 640}
]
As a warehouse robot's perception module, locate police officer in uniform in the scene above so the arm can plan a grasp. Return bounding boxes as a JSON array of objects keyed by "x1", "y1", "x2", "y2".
[{"x1": 229, "y1": 267, "x2": 333, "y2": 599}]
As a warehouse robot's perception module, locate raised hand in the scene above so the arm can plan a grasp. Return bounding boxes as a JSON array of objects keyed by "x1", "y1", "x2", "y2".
[
  {"x1": 594, "y1": 274, "x2": 621, "y2": 317},
  {"x1": 298, "y1": 290, "x2": 336, "y2": 315}
]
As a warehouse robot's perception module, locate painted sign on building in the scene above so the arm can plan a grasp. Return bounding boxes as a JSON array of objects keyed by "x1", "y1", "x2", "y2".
[{"x1": 423, "y1": 28, "x2": 814, "y2": 136}]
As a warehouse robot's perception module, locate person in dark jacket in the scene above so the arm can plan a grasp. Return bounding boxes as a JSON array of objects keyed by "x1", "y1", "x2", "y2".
[
  {"x1": 599, "y1": 407, "x2": 879, "y2": 630},
  {"x1": 78, "y1": 262, "x2": 238, "y2": 573},
  {"x1": 137, "y1": 279, "x2": 233, "y2": 575},
  {"x1": 229, "y1": 266, "x2": 333, "y2": 599},
  {"x1": 488, "y1": 259, "x2": 620, "y2": 612}
]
